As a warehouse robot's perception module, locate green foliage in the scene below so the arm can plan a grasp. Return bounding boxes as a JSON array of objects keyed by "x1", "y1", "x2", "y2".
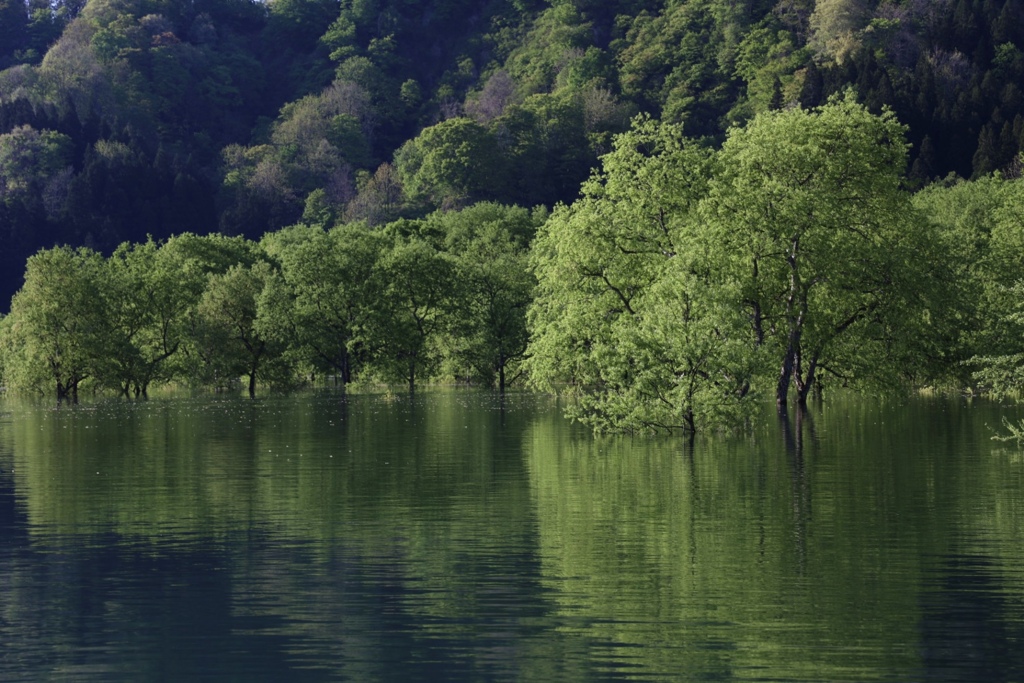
[
  {"x1": 344, "y1": 162, "x2": 406, "y2": 225},
  {"x1": 529, "y1": 96, "x2": 956, "y2": 433},
  {"x1": 432, "y1": 202, "x2": 541, "y2": 390},
  {"x1": 2, "y1": 246, "x2": 108, "y2": 401},
  {"x1": 5, "y1": 0, "x2": 1024, "y2": 425},
  {"x1": 394, "y1": 117, "x2": 504, "y2": 208},
  {"x1": 615, "y1": 0, "x2": 747, "y2": 136},
  {"x1": 100, "y1": 238, "x2": 195, "y2": 395},
  {"x1": 0, "y1": 203, "x2": 543, "y2": 399},
  {"x1": 940, "y1": 176, "x2": 1024, "y2": 396},
  {"x1": 369, "y1": 231, "x2": 461, "y2": 391},
  {"x1": 729, "y1": 22, "x2": 808, "y2": 122},
  {"x1": 913, "y1": 175, "x2": 1012, "y2": 374},
  {"x1": 220, "y1": 79, "x2": 375, "y2": 235},
  {"x1": 5, "y1": 0, "x2": 1024, "y2": 309},
  {"x1": 0, "y1": 125, "x2": 72, "y2": 207},
  {"x1": 527, "y1": 115, "x2": 759, "y2": 433},
  {"x1": 808, "y1": 0, "x2": 870, "y2": 65},
  {"x1": 262, "y1": 222, "x2": 386, "y2": 385},
  {"x1": 491, "y1": 90, "x2": 595, "y2": 206},
  {"x1": 266, "y1": 0, "x2": 338, "y2": 51},
  {"x1": 188, "y1": 260, "x2": 290, "y2": 397},
  {"x1": 504, "y1": 3, "x2": 594, "y2": 95},
  {"x1": 705, "y1": 93, "x2": 938, "y2": 406}
]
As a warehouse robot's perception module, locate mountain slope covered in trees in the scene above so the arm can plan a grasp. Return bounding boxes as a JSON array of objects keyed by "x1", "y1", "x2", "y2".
[{"x1": 1, "y1": 0, "x2": 1023, "y2": 310}]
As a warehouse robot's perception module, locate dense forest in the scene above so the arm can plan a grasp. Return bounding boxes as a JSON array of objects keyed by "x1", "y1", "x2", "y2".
[
  {"x1": 2, "y1": 0, "x2": 1024, "y2": 300},
  {"x1": 2, "y1": 0, "x2": 1024, "y2": 431}
]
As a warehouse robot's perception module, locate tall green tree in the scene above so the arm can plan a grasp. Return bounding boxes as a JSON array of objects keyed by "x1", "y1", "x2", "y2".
[
  {"x1": 527, "y1": 116, "x2": 758, "y2": 433},
  {"x1": 371, "y1": 231, "x2": 459, "y2": 393},
  {"x1": 188, "y1": 260, "x2": 287, "y2": 398},
  {"x1": 1, "y1": 246, "x2": 108, "y2": 401},
  {"x1": 436, "y1": 202, "x2": 540, "y2": 392},
  {"x1": 263, "y1": 221, "x2": 385, "y2": 387},
  {"x1": 703, "y1": 92, "x2": 939, "y2": 410},
  {"x1": 100, "y1": 238, "x2": 200, "y2": 396}
]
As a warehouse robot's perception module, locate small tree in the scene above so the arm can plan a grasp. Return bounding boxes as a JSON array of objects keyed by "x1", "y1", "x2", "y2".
[
  {"x1": 369, "y1": 233, "x2": 459, "y2": 393},
  {"x1": 189, "y1": 261, "x2": 287, "y2": 398},
  {"x1": 264, "y1": 222, "x2": 385, "y2": 387},
  {"x1": 2, "y1": 246, "x2": 109, "y2": 402},
  {"x1": 437, "y1": 203, "x2": 540, "y2": 392}
]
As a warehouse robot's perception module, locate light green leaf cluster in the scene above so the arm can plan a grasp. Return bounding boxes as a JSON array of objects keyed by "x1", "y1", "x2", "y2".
[
  {"x1": 1, "y1": 246, "x2": 108, "y2": 401},
  {"x1": 528, "y1": 115, "x2": 760, "y2": 433},
  {"x1": 528, "y1": 94, "x2": 946, "y2": 434},
  {"x1": 394, "y1": 117, "x2": 503, "y2": 208},
  {"x1": 926, "y1": 175, "x2": 1024, "y2": 396},
  {"x1": 0, "y1": 201, "x2": 544, "y2": 401},
  {"x1": 706, "y1": 92, "x2": 929, "y2": 405}
]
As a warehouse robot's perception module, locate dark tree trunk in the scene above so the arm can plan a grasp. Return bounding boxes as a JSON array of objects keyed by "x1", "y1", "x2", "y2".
[
  {"x1": 796, "y1": 355, "x2": 818, "y2": 408},
  {"x1": 341, "y1": 350, "x2": 352, "y2": 385},
  {"x1": 683, "y1": 407, "x2": 696, "y2": 435},
  {"x1": 777, "y1": 343, "x2": 795, "y2": 411},
  {"x1": 498, "y1": 354, "x2": 506, "y2": 394}
]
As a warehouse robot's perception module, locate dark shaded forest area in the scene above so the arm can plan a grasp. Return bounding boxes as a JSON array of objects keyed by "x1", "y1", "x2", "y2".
[{"x1": 2, "y1": 0, "x2": 1023, "y2": 308}]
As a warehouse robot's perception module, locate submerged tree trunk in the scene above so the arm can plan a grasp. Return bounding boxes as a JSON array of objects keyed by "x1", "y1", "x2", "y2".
[
  {"x1": 777, "y1": 235, "x2": 806, "y2": 414},
  {"x1": 777, "y1": 343, "x2": 795, "y2": 411},
  {"x1": 795, "y1": 354, "x2": 818, "y2": 408},
  {"x1": 683, "y1": 407, "x2": 696, "y2": 437},
  {"x1": 248, "y1": 371, "x2": 257, "y2": 399},
  {"x1": 337, "y1": 350, "x2": 350, "y2": 393},
  {"x1": 408, "y1": 359, "x2": 416, "y2": 395},
  {"x1": 341, "y1": 349, "x2": 352, "y2": 385}
]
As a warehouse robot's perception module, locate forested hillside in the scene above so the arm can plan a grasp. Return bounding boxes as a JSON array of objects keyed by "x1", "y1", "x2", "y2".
[{"x1": 1, "y1": 0, "x2": 1023, "y2": 307}]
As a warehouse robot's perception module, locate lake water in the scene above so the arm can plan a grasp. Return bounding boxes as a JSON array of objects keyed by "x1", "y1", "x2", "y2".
[{"x1": 2, "y1": 390, "x2": 1024, "y2": 681}]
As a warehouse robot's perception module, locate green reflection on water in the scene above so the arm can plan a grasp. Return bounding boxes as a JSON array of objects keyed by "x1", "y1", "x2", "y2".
[
  {"x1": 522, "y1": 395, "x2": 1024, "y2": 680},
  {"x1": 5, "y1": 392, "x2": 540, "y2": 541},
  {"x1": 2, "y1": 391, "x2": 1024, "y2": 681}
]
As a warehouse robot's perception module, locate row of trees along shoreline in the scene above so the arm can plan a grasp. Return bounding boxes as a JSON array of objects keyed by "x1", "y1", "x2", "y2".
[{"x1": 3, "y1": 95, "x2": 1024, "y2": 436}]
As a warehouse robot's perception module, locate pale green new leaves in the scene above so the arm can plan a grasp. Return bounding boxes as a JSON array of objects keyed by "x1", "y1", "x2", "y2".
[
  {"x1": 705, "y1": 92, "x2": 930, "y2": 405},
  {"x1": 528, "y1": 116, "x2": 759, "y2": 433},
  {"x1": 2, "y1": 246, "x2": 108, "y2": 400},
  {"x1": 190, "y1": 260, "x2": 287, "y2": 398},
  {"x1": 261, "y1": 222, "x2": 386, "y2": 384},
  {"x1": 529, "y1": 96, "x2": 938, "y2": 433}
]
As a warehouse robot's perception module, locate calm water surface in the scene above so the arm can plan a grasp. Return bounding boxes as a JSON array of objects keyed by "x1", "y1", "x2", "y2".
[{"x1": 1, "y1": 390, "x2": 1023, "y2": 681}]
